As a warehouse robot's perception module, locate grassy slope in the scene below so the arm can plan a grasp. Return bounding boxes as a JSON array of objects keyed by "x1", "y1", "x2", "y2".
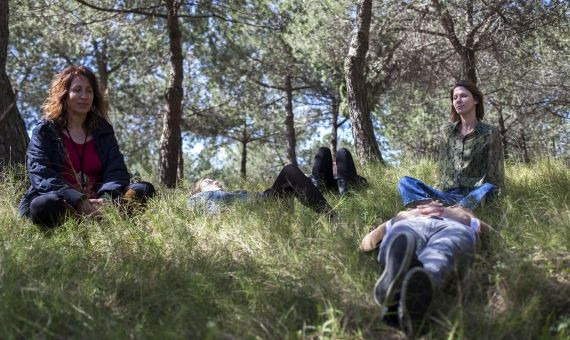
[{"x1": 0, "y1": 160, "x2": 568, "y2": 339}]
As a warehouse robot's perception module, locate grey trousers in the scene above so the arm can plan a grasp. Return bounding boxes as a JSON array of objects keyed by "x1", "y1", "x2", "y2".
[{"x1": 377, "y1": 217, "x2": 476, "y2": 287}]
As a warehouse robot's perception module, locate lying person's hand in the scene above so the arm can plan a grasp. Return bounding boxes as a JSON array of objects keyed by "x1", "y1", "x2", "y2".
[
  {"x1": 440, "y1": 204, "x2": 473, "y2": 226},
  {"x1": 417, "y1": 200, "x2": 444, "y2": 217}
]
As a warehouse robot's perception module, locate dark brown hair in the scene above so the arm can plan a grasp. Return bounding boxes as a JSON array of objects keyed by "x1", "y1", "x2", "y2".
[
  {"x1": 449, "y1": 80, "x2": 484, "y2": 123},
  {"x1": 41, "y1": 65, "x2": 108, "y2": 131}
]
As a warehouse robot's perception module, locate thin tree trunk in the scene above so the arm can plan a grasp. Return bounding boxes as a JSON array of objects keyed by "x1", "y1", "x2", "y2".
[
  {"x1": 159, "y1": 0, "x2": 183, "y2": 188},
  {"x1": 343, "y1": 0, "x2": 382, "y2": 165},
  {"x1": 521, "y1": 131, "x2": 529, "y2": 164},
  {"x1": 177, "y1": 136, "x2": 184, "y2": 180},
  {"x1": 284, "y1": 74, "x2": 297, "y2": 166},
  {"x1": 461, "y1": 48, "x2": 477, "y2": 85},
  {"x1": 240, "y1": 122, "x2": 248, "y2": 180},
  {"x1": 240, "y1": 139, "x2": 247, "y2": 180},
  {"x1": 433, "y1": 0, "x2": 478, "y2": 84},
  {"x1": 496, "y1": 105, "x2": 509, "y2": 160},
  {"x1": 0, "y1": 0, "x2": 29, "y2": 170},
  {"x1": 93, "y1": 39, "x2": 110, "y2": 115},
  {"x1": 93, "y1": 40, "x2": 109, "y2": 92},
  {"x1": 330, "y1": 93, "x2": 339, "y2": 161}
]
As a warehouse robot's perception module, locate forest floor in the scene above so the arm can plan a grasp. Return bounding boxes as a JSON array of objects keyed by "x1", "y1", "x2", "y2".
[{"x1": 0, "y1": 159, "x2": 568, "y2": 339}]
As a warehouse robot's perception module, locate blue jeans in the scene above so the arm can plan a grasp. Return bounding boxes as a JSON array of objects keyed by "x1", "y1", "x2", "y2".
[
  {"x1": 378, "y1": 218, "x2": 476, "y2": 287},
  {"x1": 397, "y1": 176, "x2": 495, "y2": 209}
]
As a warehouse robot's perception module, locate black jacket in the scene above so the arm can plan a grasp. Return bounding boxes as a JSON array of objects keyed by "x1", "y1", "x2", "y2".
[{"x1": 18, "y1": 117, "x2": 130, "y2": 217}]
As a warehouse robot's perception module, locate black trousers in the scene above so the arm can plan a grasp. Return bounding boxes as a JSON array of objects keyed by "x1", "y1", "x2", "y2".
[
  {"x1": 263, "y1": 164, "x2": 332, "y2": 214},
  {"x1": 28, "y1": 181, "x2": 155, "y2": 229},
  {"x1": 311, "y1": 147, "x2": 359, "y2": 191}
]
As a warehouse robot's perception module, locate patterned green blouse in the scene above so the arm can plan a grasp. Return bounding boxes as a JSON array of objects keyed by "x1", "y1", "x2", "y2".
[{"x1": 437, "y1": 121, "x2": 505, "y2": 192}]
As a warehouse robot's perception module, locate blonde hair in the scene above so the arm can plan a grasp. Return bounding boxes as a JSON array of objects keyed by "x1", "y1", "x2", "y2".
[
  {"x1": 191, "y1": 178, "x2": 223, "y2": 194},
  {"x1": 191, "y1": 179, "x2": 206, "y2": 195},
  {"x1": 42, "y1": 65, "x2": 108, "y2": 132}
]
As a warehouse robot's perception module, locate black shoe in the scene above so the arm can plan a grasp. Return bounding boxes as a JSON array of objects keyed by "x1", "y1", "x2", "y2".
[
  {"x1": 337, "y1": 177, "x2": 348, "y2": 195},
  {"x1": 374, "y1": 231, "x2": 417, "y2": 307},
  {"x1": 398, "y1": 267, "x2": 434, "y2": 337}
]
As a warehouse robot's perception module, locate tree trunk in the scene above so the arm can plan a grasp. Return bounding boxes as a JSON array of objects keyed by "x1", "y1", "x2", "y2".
[
  {"x1": 177, "y1": 136, "x2": 184, "y2": 180},
  {"x1": 159, "y1": 0, "x2": 183, "y2": 188},
  {"x1": 284, "y1": 74, "x2": 297, "y2": 166},
  {"x1": 93, "y1": 39, "x2": 109, "y2": 92},
  {"x1": 520, "y1": 131, "x2": 529, "y2": 163},
  {"x1": 93, "y1": 39, "x2": 110, "y2": 114},
  {"x1": 433, "y1": 0, "x2": 478, "y2": 84},
  {"x1": 461, "y1": 48, "x2": 477, "y2": 85},
  {"x1": 343, "y1": 0, "x2": 382, "y2": 165},
  {"x1": 330, "y1": 93, "x2": 339, "y2": 161},
  {"x1": 0, "y1": 1, "x2": 29, "y2": 171},
  {"x1": 240, "y1": 139, "x2": 247, "y2": 180},
  {"x1": 496, "y1": 105, "x2": 509, "y2": 160}
]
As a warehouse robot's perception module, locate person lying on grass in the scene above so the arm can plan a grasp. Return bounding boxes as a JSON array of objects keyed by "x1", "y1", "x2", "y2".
[
  {"x1": 360, "y1": 201, "x2": 492, "y2": 337},
  {"x1": 188, "y1": 164, "x2": 334, "y2": 216}
]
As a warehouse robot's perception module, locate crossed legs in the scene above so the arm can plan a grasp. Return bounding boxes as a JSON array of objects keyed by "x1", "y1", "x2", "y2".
[{"x1": 27, "y1": 182, "x2": 156, "y2": 229}]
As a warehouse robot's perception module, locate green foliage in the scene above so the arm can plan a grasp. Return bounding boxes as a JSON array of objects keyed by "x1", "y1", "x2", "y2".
[
  {"x1": 8, "y1": 0, "x2": 569, "y2": 176},
  {"x1": 1, "y1": 159, "x2": 568, "y2": 338}
]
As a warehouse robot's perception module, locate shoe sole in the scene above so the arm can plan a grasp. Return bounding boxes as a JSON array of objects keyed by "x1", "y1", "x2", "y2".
[
  {"x1": 374, "y1": 231, "x2": 416, "y2": 306},
  {"x1": 398, "y1": 267, "x2": 434, "y2": 337}
]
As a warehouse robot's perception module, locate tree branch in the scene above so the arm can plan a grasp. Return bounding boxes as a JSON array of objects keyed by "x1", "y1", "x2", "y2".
[
  {"x1": 73, "y1": 0, "x2": 167, "y2": 18},
  {"x1": 431, "y1": 0, "x2": 465, "y2": 55}
]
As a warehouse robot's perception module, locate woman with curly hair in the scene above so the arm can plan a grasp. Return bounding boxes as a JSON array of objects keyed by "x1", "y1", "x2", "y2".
[{"x1": 19, "y1": 66, "x2": 155, "y2": 228}]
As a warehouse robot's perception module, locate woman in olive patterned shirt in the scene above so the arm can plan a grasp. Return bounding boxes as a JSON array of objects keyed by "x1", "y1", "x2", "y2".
[{"x1": 398, "y1": 80, "x2": 505, "y2": 209}]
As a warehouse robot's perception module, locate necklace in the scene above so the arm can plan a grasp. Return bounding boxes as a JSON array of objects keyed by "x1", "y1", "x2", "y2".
[{"x1": 64, "y1": 125, "x2": 88, "y2": 191}]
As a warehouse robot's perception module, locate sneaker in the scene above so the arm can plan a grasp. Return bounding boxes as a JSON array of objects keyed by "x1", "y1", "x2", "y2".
[
  {"x1": 373, "y1": 231, "x2": 417, "y2": 307},
  {"x1": 337, "y1": 177, "x2": 348, "y2": 195},
  {"x1": 309, "y1": 174, "x2": 324, "y2": 192},
  {"x1": 398, "y1": 267, "x2": 434, "y2": 337}
]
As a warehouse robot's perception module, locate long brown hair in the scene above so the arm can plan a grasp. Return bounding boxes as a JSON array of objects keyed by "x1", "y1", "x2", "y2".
[
  {"x1": 449, "y1": 80, "x2": 484, "y2": 123},
  {"x1": 41, "y1": 65, "x2": 108, "y2": 131}
]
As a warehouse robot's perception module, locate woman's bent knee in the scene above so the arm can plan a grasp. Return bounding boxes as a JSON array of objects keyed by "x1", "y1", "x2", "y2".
[
  {"x1": 29, "y1": 193, "x2": 67, "y2": 228},
  {"x1": 397, "y1": 176, "x2": 417, "y2": 190}
]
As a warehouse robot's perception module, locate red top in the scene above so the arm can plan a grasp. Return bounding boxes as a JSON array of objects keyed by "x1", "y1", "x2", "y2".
[{"x1": 62, "y1": 135, "x2": 102, "y2": 198}]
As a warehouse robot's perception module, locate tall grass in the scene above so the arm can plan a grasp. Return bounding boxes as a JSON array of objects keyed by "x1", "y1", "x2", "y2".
[{"x1": 0, "y1": 159, "x2": 568, "y2": 339}]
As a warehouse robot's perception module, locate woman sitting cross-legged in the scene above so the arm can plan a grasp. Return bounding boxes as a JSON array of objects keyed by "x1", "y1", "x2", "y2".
[
  {"x1": 18, "y1": 66, "x2": 155, "y2": 229},
  {"x1": 398, "y1": 81, "x2": 504, "y2": 209},
  {"x1": 188, "y1": 164, "x2": 334, "y2": 216}
]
